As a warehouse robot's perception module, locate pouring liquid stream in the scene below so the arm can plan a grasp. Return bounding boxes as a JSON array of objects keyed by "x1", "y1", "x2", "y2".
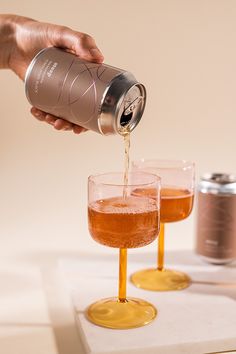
[
  {"x1": 119, "y1": 128, "x2": 130, "y2": 303},
  {"x1": 123, "y1": 130, "x2": 130, "y2": 199}
]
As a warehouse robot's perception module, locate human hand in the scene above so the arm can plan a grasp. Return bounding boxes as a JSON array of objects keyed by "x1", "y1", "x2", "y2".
[{"x1": 0, "y1": 14, "x2": 104, "y2": 134}]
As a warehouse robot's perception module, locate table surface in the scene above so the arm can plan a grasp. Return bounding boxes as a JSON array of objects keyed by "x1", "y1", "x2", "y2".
[
  {"x1": 59, "y1": 250, "x2": 236, "y2": 354},
  {"x1": 0, "y1": 249, "x2": 236, "y2": 354}
]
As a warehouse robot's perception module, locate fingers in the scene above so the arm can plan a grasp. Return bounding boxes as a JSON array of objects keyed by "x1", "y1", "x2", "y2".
[
  {"x1": 72, "y1": 125, "x2": 88, "y2": 134},
  {"x1": 30, "y1": 107, "x2": 87, "y2": 134},
  {"x1": 48, "y1": 25, "x2": 104, "y2": 63},
  {"x1": 73, "y1": 32, "x2": 104, "y2": 63}
]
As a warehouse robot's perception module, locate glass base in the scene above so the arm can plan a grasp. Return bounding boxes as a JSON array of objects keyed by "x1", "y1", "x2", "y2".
[
  {"x1": 86, "y1": 297, "x2": 157, "y2": 329},
  {"x1": 130, "y1": 268, "x2": 191, "y2": 291}
]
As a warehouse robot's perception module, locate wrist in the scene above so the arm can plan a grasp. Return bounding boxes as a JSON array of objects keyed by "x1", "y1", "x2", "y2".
[{"x1": 0, "y1": 14, "x2": 36, "y2": 73}]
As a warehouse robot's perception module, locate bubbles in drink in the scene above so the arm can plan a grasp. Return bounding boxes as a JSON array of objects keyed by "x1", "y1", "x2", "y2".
[{"x1": 88, "y1": 196, "x2": 159, "y2": 248}]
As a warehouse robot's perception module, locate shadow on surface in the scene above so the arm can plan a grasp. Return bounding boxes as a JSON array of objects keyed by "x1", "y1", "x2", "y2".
[{"x1": 40, "y1": 268, "x2": 87, "y2": 354}]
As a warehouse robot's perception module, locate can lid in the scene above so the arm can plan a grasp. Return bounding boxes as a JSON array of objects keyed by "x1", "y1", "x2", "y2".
[
  {"x1": 118, "y1": 84, "x2": 146, "y2": 135},
  {"x1": 202, "y1": 173, "x2": 236, "y2": 184},
  {"x1": 99, "y1": 72, "x2": 146, "y2": 135},
  {"x1": 199, "y1": 173, "x2": 236, "y2": 194}
]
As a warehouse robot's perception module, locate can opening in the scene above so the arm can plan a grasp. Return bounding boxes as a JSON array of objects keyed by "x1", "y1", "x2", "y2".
[{"x1": 120, "y1": 112, "x2": 133, "y2": 127}]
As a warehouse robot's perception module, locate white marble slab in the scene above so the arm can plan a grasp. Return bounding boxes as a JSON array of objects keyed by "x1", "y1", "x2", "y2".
[{"x1": 59, "y1": 250, "x2": 236, "y2": 354}]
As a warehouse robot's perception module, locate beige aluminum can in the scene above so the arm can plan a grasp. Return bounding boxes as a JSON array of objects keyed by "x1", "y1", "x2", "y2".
[
  {"x1": 25, "y1": 47, "x2": 146, "y2": 135},
  {"x1": 196, "y1": 173, "x2": 236, "y2": 264}
]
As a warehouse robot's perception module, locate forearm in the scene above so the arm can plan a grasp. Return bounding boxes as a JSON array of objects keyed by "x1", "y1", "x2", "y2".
[{"x1": 0, "y1": 14, "x2": 17, "y2": 69}]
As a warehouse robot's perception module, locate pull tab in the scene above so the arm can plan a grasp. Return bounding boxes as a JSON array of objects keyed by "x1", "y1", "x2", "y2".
[
  {"x1": 120, "y1": 96, "x2": 144, "y2": 127},
  {"x1": 123, "y1": 96, "x2": 143, "y2": 115}
]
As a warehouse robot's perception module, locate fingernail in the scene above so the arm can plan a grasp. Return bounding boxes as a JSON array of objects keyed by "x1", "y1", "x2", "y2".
[
  {"x1": 33, "y1": 110, "x2": 42, "y2": 117},
  {"x1": 45, "y1": 115, "x2": 55, "y2": 124}
]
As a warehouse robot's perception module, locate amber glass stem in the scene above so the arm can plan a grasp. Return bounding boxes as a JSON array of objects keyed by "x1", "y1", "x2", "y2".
[
  {"x1": 118, "y1": 248, "x2": 127, "y2": 302},
  {"x1": 157, "y1": 223, "x2": 165, "y2": 271}
]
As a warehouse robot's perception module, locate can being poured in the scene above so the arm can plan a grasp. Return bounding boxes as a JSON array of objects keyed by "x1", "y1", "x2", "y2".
[{"x1": 25, "y1": 47, "x2": 146, "y2": 135}]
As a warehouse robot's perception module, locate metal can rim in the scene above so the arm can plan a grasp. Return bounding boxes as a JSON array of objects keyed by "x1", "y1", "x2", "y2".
[
  {"x1": 201, "y1": 172, "x2": 236, "y2": 184},
  {"x1": 198, "y1": 180, "x2": 236, "y2": 195}
]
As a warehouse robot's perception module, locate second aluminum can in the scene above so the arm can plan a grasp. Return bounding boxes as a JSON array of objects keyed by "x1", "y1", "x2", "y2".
[{"x1": 196, "y1": 173, "x2": 236, "y2": 264}]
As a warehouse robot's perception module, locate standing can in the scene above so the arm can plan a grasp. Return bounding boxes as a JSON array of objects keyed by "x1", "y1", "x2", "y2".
[
  {"x1": 196, "y1": 173, "x2": 236, "y2": 264},
  {"x1": 25, "y1": 47, "x2": 146, "y2": 135}
]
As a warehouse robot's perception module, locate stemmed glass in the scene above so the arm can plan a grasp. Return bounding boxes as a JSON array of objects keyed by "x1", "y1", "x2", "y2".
[
  {"x1": 131, "y1": 159, "x2": 195, "y2": 291},
  {"x1": 87, "y1": 171, "x2": 161, "y2": 329}
]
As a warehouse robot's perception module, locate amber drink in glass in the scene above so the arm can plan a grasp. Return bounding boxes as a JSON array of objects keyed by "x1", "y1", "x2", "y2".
[
  {"x1": 131, "y1": 160, "x2": 195, "y2": 291},
  {"x1": 87, "y1": 171, "x2": 161, "y2": 329}
]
